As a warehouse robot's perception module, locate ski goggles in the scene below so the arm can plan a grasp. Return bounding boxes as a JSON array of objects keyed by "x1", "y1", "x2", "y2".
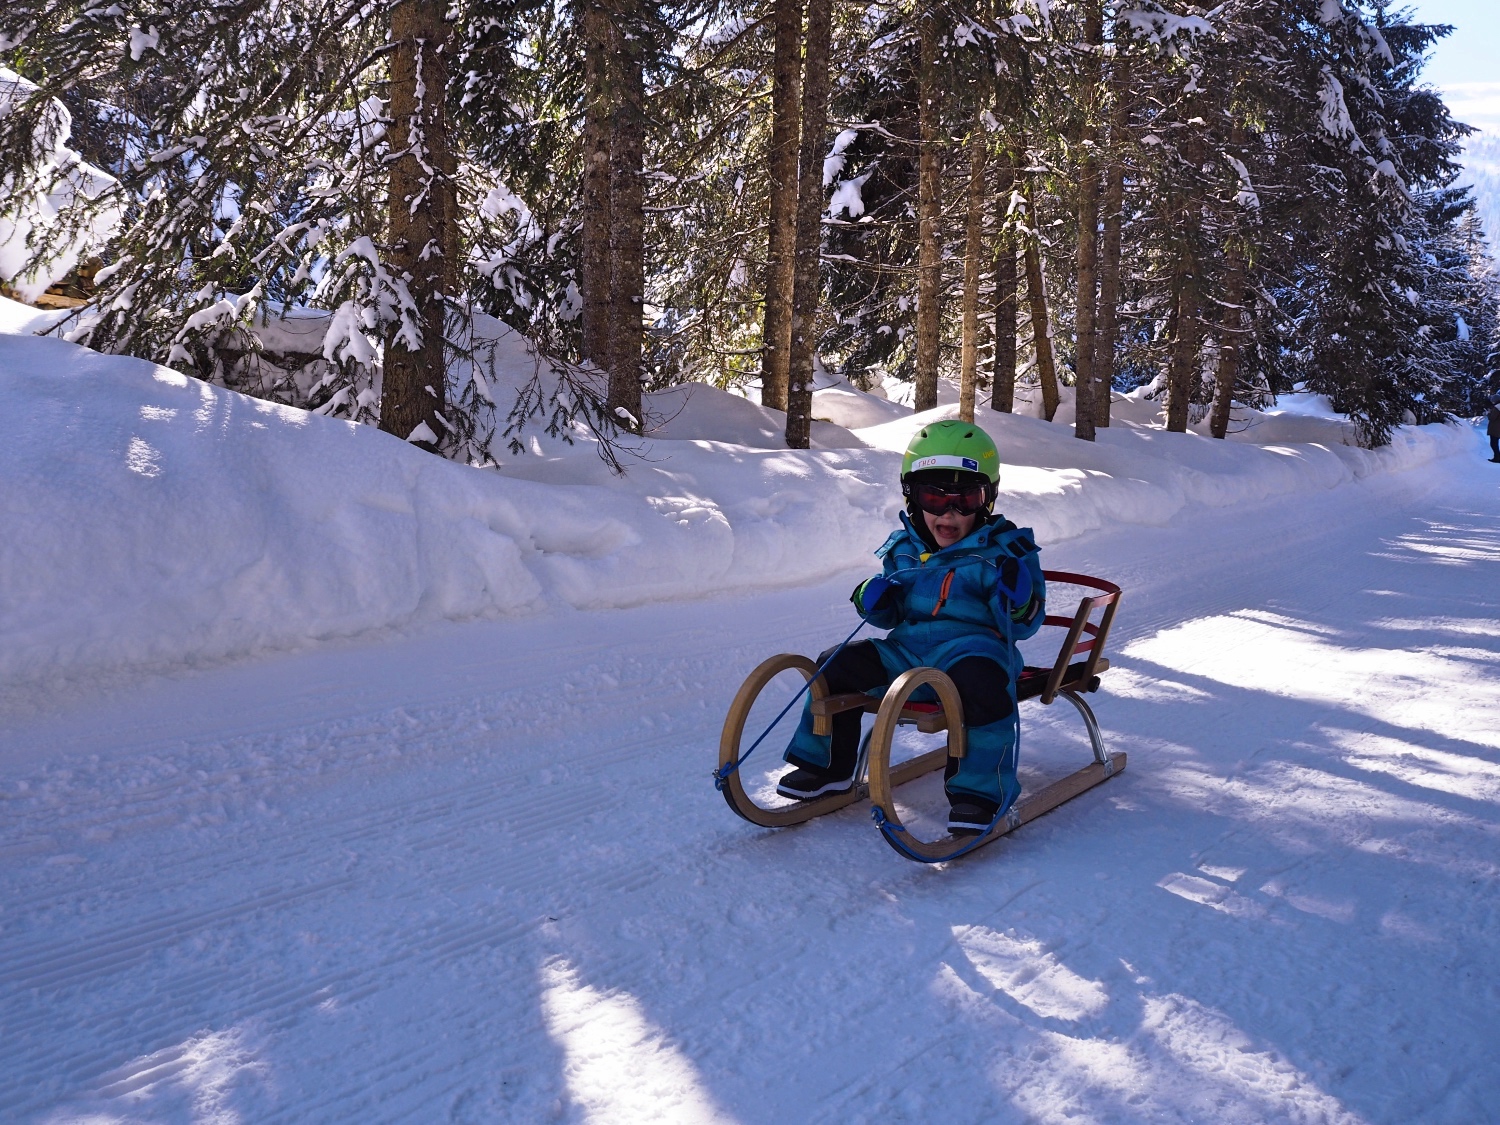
[{"x1": 909, "y1": 481, "x2": 988, "y2": 517}]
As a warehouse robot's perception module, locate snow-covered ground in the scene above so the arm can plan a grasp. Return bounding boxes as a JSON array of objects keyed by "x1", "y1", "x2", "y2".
[
  {"x1": 3, "y1": 302, "x2": 1499, "y2": 1122},
  {"x1": 0, "y1": 295, "x2": 1469, "y2": 704}
]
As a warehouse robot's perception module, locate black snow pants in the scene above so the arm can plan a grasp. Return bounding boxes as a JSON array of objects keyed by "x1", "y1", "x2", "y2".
[{"x1": 786, "y1": 639, "x2": 1014, "y2": 779}]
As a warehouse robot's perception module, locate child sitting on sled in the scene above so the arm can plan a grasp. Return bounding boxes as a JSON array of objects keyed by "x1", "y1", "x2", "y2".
[{"x1": 778, "y1": 419, "x2": 1045, "y2": 835}]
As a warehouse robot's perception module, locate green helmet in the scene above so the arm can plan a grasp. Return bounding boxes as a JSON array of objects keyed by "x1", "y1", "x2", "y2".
[{"x1": 899, "y1": 419, "x2": 1001, "y2": 484}]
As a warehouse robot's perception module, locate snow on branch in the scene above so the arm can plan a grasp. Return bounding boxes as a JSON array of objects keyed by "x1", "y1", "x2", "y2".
[{"x1": 1119, "y1": 4, "x2": 1214, "y2": 48}]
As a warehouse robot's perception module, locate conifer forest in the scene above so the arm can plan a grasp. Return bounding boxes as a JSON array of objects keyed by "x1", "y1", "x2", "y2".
[{"x1": 2, "y1": 0, "x2": 1497, "y2": 457}]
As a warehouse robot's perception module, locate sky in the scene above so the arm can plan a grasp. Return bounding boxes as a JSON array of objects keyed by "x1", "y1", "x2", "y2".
[{"x1": 1405, "y1": 0, "x2": 1500, "y2": 134}]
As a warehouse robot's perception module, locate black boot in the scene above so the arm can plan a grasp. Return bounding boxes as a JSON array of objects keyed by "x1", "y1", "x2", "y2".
[
  {"x1": 777, "y1": 766, "x2": 854, "y2": 801},
  {"x1": 948, "y1": 795, "x2": 1001, "y2": 836}
]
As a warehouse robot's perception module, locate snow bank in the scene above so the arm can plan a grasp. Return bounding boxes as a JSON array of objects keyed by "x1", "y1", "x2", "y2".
[
  {"x1": 0, "y1": 328, "x2": 898, "y2": 687},
  {"x1": 0, "y1": 304, "x2": 1475, "y2": 686}
]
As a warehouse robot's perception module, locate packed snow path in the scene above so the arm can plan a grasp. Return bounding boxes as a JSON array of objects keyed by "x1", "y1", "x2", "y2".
[{"x1": 3, "y1": 452, "x2": 1498, "y2": 1124}]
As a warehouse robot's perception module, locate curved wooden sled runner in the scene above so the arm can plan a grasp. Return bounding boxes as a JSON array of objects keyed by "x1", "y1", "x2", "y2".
[{"x1": 718, "y1": 572, "x2": 1126, "y2": 861}]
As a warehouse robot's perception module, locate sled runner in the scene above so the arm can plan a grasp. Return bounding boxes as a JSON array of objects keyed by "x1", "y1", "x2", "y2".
[{"x1": 717, "y1": 572, "x2": 1125, "y2": 861}]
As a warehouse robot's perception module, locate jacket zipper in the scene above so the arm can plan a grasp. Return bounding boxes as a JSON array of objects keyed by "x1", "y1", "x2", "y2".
[{"x1": 932, "y1": 569, "x2": 955, "y2": 616}]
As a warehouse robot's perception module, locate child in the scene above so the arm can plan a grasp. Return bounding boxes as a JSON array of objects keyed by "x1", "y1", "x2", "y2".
[{"x1": 778, "y1": 419, "x2": 1045, "y2": 835}]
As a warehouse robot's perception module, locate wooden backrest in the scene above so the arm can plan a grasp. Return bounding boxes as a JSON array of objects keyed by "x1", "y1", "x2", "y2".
[{"x1": 1038, "y1": 571, "x2": 1122, "y2": 704}]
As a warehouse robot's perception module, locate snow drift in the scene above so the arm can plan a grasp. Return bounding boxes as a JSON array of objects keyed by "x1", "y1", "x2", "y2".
[{"x1": 0, "y1": 298, "x2": 1475, "y2": 688}]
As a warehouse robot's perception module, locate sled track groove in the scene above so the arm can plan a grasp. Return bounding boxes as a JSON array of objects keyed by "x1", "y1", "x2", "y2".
[{"x1": 0, "y1": 876, "x2": 357, "y2": 992}]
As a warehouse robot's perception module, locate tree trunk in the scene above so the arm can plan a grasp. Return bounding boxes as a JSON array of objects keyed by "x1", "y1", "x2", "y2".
[
  {"x1": 1093, "y1": 53, "x2": 1129, "y2": 429},
  {"x1": 1209, "y1": 240, "x2": 1247, "y2": 439},
  {"x1": 992, "y1": 145, "x2": 1018, "y2": 413},
  {"x1": 785, "y1": 0, "x2": 831, "y2": 449},
  {"x1": 761, "y1": 0, "x2": 803, "y2": 412},
  {"x1": 381, "y1": 0, "x2": 456, "y2": 450},
  {"x1": 1165, "y1": 113, "x2": 1206, "y2": 435},
  {"x1": 913, "y1": 11, "x2": 943, "y2": 413},
  {"x1": 1073, "y1": 0, "x2": 1103, "y2": 441},
  {"x1": 1164, "y1": 246, "x2": 1200, "y2": 433},
  {"x1": 579, "y1": 1, "x2": 614, "y2": 369},
  {"x1": 1019, "y1": 150, "x2": 1059, "y2": 421},
  {"x1": 1210, "y1": 120, "x2": 1251, "y2": 440},
  {"x1": 607, "y1": 11, "x2": 645, "y2": 429},
  {"x1": 959, "y1": 108, "x2": 985, "y2": 424}
]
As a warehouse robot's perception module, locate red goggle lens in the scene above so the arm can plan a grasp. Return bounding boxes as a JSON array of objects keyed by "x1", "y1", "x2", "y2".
[{"x1": 911, "y1": 482, "x2": 987, "y2": 516}]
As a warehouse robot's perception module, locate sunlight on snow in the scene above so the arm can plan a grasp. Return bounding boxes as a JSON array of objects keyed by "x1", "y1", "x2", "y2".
[
  {"x1": 83, "y1": 1026, "x2": 268, "y2": 1124},
  {"x1": 124, "y1": 436, "x2": 162, "y2": 478},
  {"x1": 1375, "y1": 616, "x2": 1499, "y2": 638},
  {"x1": 1256, "y1": 881, "x2": 1357, "y2": 924},
  {"x1": 1197, "y1": 863, "x2": 1246, "y2": 882},
  {"x1": 1328, "y1": 729, "x2": 1500, "y2": 804},
  {"x1": 1139, "y1": 994, "x2": 1369, "y2": 1124},
  {"x1": 950, "y1": 925, "x2": 1109, "y2": 1021},
  {"x1": 138, "y1": 405, "x2": 176, "y2": 421},
  {"x1": 1100, "y1": 667, "x2": 1214, "y2": 704},
  {"x1": 1156, "y1": 872, "x2": 1270, "y2": 921},
  {"x1": 193, "y1": 379, "x2": 219, "y2": 432},
  {"x1": 997, "y1": 997, "x2": 1367, "y2": 1125},
  {"x1": 1123, "y1": 609, "x2": 1500, "y2": 752},
  {"x1": 1146, "y1": 759, "x2": 1488, "y2": 852},
  {"x1": 1375, "y1": 522, "x2": 1500, "y2": 567},
  {"x1": 538, "y1": 957, "x2": 736, "y2": 1124}
]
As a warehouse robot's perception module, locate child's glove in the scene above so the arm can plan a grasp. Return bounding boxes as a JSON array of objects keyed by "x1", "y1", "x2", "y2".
[
  {"x1": 851, "y1": 574, "x2": 899, "y2": 613},
  {"x1": 997, "y1": 557, "x2": 1032, "y2": 609}
]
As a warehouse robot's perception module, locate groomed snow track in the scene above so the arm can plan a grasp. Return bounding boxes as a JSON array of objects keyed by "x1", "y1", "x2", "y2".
[{"x1": 3, "y1": 453, "x2": 1500, "y2": 1123}]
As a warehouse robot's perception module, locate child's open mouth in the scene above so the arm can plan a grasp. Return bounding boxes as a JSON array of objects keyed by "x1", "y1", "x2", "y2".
[{"x1": 932, "y1": 517, "x2": 964, "y2": 543}]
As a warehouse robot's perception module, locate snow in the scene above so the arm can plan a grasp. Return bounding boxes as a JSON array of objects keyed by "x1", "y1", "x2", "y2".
[
  {"x1": 0, "y1": 295, "x2": 1472, "y2": 697},
  {"x1": 127, "y1": 25, "x2": 160, "y2": 61},
  {"x1": 1317, "y1": 69, "x2": 1359, "y2": 145},
  {"x1": 2, "y1": 300, "x2": 1498, "y2": 1120},
  {"x1": 828, "y1": 172, "x2": 871, "y2": 219},
  {"x1": 0, "y1": 68, "x2": 121, "y2": 301}
]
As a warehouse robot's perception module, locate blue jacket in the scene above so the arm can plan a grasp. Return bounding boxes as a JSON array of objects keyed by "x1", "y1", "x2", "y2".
[{"x1": 858, "y1": 511, "x2": 1045, "y2": 675}]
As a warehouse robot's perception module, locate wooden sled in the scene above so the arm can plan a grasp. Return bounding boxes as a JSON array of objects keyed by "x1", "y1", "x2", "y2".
[{"x1": 717, "y1": 572, "x2": 1125, "y2": 862}]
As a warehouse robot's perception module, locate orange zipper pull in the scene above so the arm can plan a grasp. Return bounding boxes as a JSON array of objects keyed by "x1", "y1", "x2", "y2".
[{"x1": 932, "y1": 569, "x2": 955, "y2": 616}]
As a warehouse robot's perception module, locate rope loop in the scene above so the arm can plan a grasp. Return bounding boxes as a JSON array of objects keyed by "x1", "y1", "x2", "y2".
[{"x1": 870, "y1": 804, "x2": 904, "y2": 831}]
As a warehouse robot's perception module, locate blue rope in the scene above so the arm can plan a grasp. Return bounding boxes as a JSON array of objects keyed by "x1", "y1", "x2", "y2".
[
  {"x1": 871, "y1": 802, "x2": 1014, "y2": 864},
  {"x1": 714, "y1": 617, "x2": 870, "y2": 791}
]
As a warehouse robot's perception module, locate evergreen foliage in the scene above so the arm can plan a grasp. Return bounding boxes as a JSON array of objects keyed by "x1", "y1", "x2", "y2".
[{"x1": 1, "y1": 0, "x2": 1495, "y2": 453}]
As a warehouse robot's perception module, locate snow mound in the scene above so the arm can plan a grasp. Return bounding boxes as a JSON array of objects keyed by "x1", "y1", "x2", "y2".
[
  {"x1": 0, "y1": 331, "x2": 899, "y2": 688},
  {"x1": 644, "y1": 381, "x2": 864, "y2": 449},
  {"x1": 0, "y1": 314, "x2": 1476, "y2": 688}
]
